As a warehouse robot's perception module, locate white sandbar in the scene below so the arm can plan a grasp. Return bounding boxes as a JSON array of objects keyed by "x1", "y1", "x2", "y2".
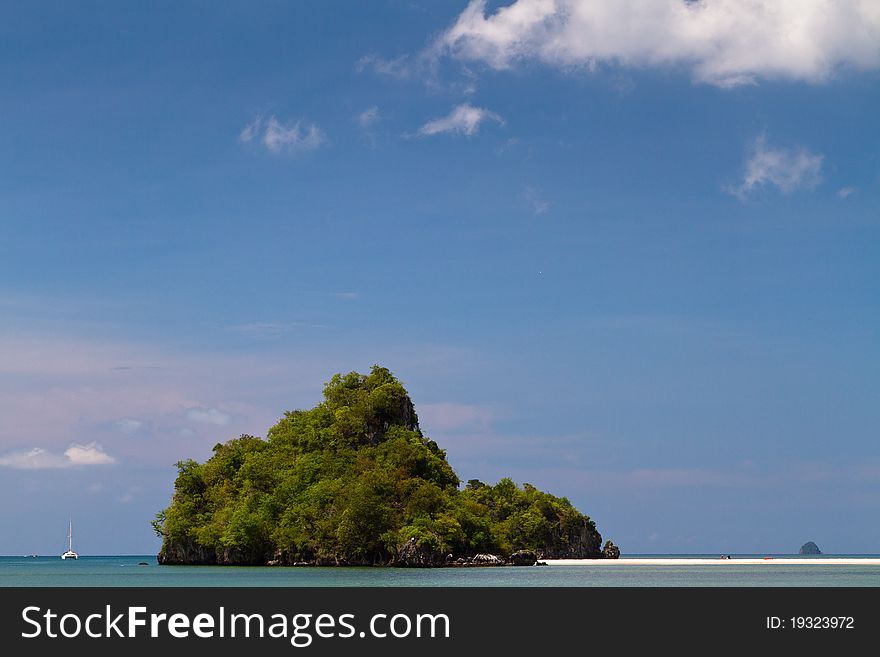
[{"x1": 542, "y1": 558, "x2": 880, "y2": 566}]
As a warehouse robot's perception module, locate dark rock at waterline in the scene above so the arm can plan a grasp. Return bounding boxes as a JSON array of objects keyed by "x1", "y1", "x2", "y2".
[
  {"x1": 508, "y1": 550, "x2": 537, "y2": 566},
  {"x1": 470, "y1": 553, "x2": 505, "y2": 566},
  {"x1": 158, "y1": 540, "x2": 294, "y2": 567},
  {"x1": 157, "y1": 535, "x2": 607, "y2": 567},
  {"x1": 602, "y1": 540, "x2": 621, "y2": 559},
  {"x1": 395, "y1": 538, "x2": 446, "y2": 567},
  {"x1": 157, "y1": 540, "x2": 218, "y2": 565},
  {"x1": 536, "y1": 517, "x2": 603, "y2": 559},
  {"x1": 799, "y1": 541, "x2": 821, "y2": 555}
]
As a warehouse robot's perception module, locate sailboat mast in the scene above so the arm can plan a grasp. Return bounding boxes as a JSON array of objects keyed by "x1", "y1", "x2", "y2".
[{"x1": 68, "y1": 519, "x2": 72, "y2": 551}]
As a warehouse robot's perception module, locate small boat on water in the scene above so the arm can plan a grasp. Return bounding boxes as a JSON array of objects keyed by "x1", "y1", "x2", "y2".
[{"x1": 61, "y1": 520, "x2": 78, "y2": 560}]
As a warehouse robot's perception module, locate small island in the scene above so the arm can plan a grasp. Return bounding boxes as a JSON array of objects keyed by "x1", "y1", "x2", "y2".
[
  {"x1": 153, "y1": 366, "x2": 618, "y2": 566},
  {"x1": 799, "y1": 541, "x2": 821, "y2": 555}
]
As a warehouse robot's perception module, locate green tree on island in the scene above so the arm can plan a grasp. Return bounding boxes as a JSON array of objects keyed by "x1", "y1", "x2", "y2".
[{"x1": 153, "y1": 366, "x2": 615, "y2": 566}]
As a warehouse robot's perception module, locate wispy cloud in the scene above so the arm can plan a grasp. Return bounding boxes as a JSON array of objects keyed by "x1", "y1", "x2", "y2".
[
  {"x1": 112, "y1": 418, "x2": 143, "y2": 435},
  {"x1": 837, "y1": 186, "x2": 857, "y2": 199},
  {"x1": 239, "y1": 115, "x2": 325, "y2": 154},
  {"x1": 355, "y1": 107, "x2": 382, "y2": 147},
  {"x1": 535, "y1": 461, "x2": 880, "y2": 495},
  {"x1": 185, "y1": 407, "x2": 231, "y2": 427},
  {"x1": 0, "y1": 335, "x2": 168, "y2": 377},
  {"x1": 0, "y1": 332, "x2": 479, "y2": 470},
  {"x1": 117, "y1": 486, "x2": 141, "y2": 504},
  {"x1": 523, "y1": 186, "x2": 550, "y2": 215},
  {"x1": 355, "y1": 53, "x2": 412, "y2": 78},
  {"x1": 356, "y1": 106, "x2": 381, "y2": 128},
  {"x1": 0, "y1": 442, "x2": 115, "y2": 469},
  {"x1": 418, "y1": 403, "x2": 496, "y2": 433},
  {"x1": 416, "y1": 103, "x2": 504, "y2": 137},
  {"x1": 229, "y1": 322, "x2": 327, "y2": 339},
  {"x1": 595, "y1": 467, "x2": 754, "y2": 489},
  {"x1": 432, "y1": 0, "x2": 880, "y2": 87},
  {"x1": 330, "y1": 291, "x2": 359, "y2": 300},
  {"x1": 730, "y1": 135, "x2": 823, "y2": 199},
  {"x1": 355, "y1": 51, "x2": 478, "y2": 96}
]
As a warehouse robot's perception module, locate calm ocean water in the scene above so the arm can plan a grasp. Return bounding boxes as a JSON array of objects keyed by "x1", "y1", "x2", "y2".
[{"x1": 2, "y1": 555, "x2": 879, "y2": 586}]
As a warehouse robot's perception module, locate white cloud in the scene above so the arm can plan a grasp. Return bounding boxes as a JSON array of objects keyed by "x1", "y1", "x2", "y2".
[
  {"x1": 434, "y1": 0, "x2": 880, "y2": 87},
  {"x1": 356, "y1": 106, "x2": 381, "y2": 128},
  {"x1": 837, "y1": 186, "x2": 857, "y2": 199},
  {"x1": 731, "y1": 135, "x2": 823, "y2": 198},
  {"x1": 0, "y1": 442, "x2": 115, "y2": 469},
  {"x1": 185, "y1": 407, "x2": 231, "y2": 426},
  {"x1": 416, "y1": 103, "x2": 504, "y2": 137},
  {"x1": 65, "y1": 442, "x2": 116, "y2": 466},
  {"x1": 112, "y1": 418, "x2": 143, "y2": 434},
  {"x1": 0, "y1": 448, "x2": 67, "y2": 469},
  {"x1": 239, "y1": 116, "x2": 325, "y2": 154}
]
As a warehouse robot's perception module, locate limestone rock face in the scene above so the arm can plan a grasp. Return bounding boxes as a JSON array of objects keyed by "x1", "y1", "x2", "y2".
[
  {"x1": 157, "y1": 540, "x2": 217, "y2": 565},
  {"x1": 799, "y1": 541, "x2": 821, "y2": 555},
  {"x1": 508, "y1": 550, "x2": 538, "y2": 566},
  {"x1": 216, "y1": 547, "x2": 272, "y2": 566},
  {"x1": 537, "y1": 518, "x2": 603, "y2": 559},
  {"x1": 159, "y1": 541, "x2": 279, "y2": 566},
  {"x1": 365, "y1": 386, "x2": 420, "y2": 445},
  {"x1": 471, "y1": 553, "x2": 505, "y2": 566},
  {"x1": 395, "y1": 538, "x2": 446, "y2": 567},
  {"x1": 602, "y1": 540, "x2": 621, "y2": 559}
]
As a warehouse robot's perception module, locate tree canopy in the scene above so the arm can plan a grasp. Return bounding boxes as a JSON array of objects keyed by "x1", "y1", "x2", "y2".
[{"x1": 155, "y1": 366, "x2": 604, "y2": 565}]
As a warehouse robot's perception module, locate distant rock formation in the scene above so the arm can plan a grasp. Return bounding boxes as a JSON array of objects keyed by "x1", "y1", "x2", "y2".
[
  {"x1": 535, "y1": 517, "x2": 603, "y2": 559},
  {"x1": 508, "y1": 550, "x2": 538, "y2": 566},
  {"x1": 799, "y1": 541, "x2": 821, "y2": 555},
  {"x1": 602, "y1": 540, "x2": 621, "y2": 559}
]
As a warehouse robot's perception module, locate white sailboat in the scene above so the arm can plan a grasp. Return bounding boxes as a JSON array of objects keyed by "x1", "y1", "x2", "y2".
[{"x1": 61, "y1": 520, "x2": 78, "y2": 560}]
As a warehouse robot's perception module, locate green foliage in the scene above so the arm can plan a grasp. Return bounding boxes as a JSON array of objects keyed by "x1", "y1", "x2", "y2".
[{"x1": 154, "y1": 365, "x2": 596, "y2": 563}]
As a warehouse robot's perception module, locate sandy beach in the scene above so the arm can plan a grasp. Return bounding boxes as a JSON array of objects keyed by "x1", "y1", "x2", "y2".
[{"x1": 542, "y1": 557, "x2": 880, "y2": 566}]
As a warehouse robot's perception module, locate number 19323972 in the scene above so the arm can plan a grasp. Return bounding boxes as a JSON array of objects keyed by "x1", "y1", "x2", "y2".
[{"x1": 766, "y1": 616, "x2": 854, "y2": 630}]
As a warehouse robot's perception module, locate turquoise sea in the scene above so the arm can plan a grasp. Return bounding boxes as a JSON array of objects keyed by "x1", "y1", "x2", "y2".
[{"x1": 2, "y1": 555, "x2": 879, "y2": 586}]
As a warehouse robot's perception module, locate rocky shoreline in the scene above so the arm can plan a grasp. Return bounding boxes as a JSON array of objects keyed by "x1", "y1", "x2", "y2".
[{"x1": 157, "y1": 538, "x2": 621, "y2": 567}]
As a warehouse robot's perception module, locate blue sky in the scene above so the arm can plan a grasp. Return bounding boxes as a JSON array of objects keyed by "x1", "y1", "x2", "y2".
[{"x1": 1, "y1": 0, "x2": 878, "y2": 555}]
